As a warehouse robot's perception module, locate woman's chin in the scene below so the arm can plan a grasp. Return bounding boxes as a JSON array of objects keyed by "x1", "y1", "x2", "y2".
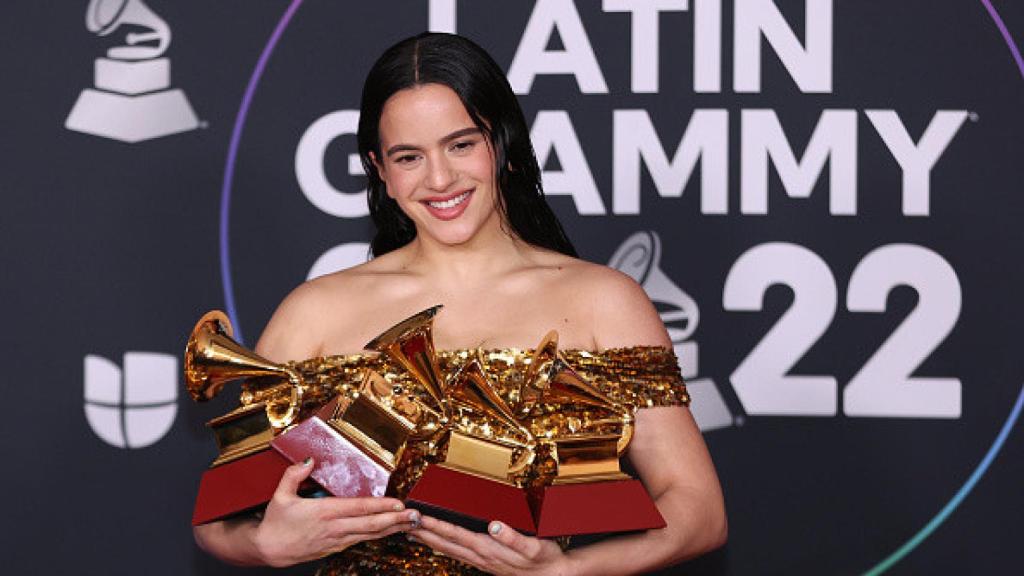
[{"x1": 420, "y1": 223, "x2": 484, "y2": 248}]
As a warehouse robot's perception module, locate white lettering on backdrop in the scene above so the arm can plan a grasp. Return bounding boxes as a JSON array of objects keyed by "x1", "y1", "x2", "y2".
[{"x1": 288, "y1": 0, "x2": 968, "y2": 421}]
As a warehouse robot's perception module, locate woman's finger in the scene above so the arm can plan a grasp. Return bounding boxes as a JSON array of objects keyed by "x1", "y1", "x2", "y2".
[
  {"x1": 273, "y1": 458, "x2": 314, "y2": 499},
  {"x1": 327, "y1": 509, "x2": 420, "y2": 537},
  {"x1": 487, "y1": 521, "x2": 543, "y2": 562},
  {"x1": 417, "y1": 515, "x2": 481, "y2": 540},
  {"x1": 318, "y1": 495, "x2": 405, "y2": 518},
  {"x1": 334, "y1": 519, "x2": 418, "y2": 550},
  {"x1": 415, "y1": 516, "x2": 515, "y2": 567}
]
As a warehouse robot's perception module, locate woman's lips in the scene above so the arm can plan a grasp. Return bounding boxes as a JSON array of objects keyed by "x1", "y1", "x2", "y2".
[{"x1": 422, "y1": 189, "x2": 473, "y2": 221}]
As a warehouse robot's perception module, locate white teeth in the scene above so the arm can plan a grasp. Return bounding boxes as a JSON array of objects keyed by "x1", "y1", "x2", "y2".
[{"x1": 427, "y1": 191, "x2": 470, "y2": 209}]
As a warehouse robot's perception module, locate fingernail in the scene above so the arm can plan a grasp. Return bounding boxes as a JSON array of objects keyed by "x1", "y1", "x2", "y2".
[
  {"x1": 406, "y1": 533, "x2": 418, "y2": 543},
  {"x1": 392, "y1": 502, "x2": 404, "y2": 512},
  {"x1": 408, "y1": 510, "x2": 421, "y2": 528},
  {"x1": 488, "y1": 521, "x2": 502, "y2": 535},
  {"x1": 302, "y1": 457, "x2": 313, "y2": 467}
]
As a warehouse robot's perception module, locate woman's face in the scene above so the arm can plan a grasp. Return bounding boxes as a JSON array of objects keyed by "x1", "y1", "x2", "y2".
[{"x1": 372, "y1": 83, "x2": 500, "y2": 248}]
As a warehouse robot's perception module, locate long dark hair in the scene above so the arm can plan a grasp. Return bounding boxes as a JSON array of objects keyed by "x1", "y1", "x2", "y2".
[{"x1": 357, "y1": 32, "x2": 577, "y2": 258}]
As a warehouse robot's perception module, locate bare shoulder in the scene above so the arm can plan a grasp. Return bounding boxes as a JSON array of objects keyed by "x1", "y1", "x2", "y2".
[
  {"x1": 254, "y1": 259, "x2": 393, "y2": 362},
  {"x1": 530, "y1": 252, "x2": 671, "y2": 350},
  {"x1": 588, "y1": 266, "x2": 669, "y2": 350}
]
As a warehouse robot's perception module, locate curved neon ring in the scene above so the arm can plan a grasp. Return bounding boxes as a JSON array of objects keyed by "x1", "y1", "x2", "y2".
[
  {"x1": 219, "y1": 0, "x2": 304, "y2": 345},
  {"x1": 863, "y1": 3, "x2": 1024, "y2": 572},
  {"x1": 863, "y1": 384, "x2": 1024, "y2": 575}
]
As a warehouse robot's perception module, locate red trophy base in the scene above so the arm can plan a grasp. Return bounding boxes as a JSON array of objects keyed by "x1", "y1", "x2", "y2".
[
  {"x1": 405, "y1": 465, "x2": 537, "y2": 534},
  {"x1": 192, "y1": 448, "x2": 292, "y2": 525},
  {"x1": 270, "y1": 414, "x2": 391, "y2": 498},
  {"x1": 533, "y1": 479, "x2": 666, "y2": 537}
]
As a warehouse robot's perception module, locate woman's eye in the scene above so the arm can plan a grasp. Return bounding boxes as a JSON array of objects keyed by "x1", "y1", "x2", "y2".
[{"x1": 451, "y1": 140, "x2": 476, "y2": 153}]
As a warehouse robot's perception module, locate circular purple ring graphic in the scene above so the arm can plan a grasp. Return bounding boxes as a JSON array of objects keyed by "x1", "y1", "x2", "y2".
[{"x1": 219, "y1": 0, "x2": 304, "y2": 345}]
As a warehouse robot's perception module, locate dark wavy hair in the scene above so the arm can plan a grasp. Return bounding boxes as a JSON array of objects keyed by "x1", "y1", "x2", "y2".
[{"x1": 357, "y1": 32, "x2": 577, "y2": 258}]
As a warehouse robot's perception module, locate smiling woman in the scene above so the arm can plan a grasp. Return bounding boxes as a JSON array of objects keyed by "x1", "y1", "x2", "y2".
[
  {"x1": 371, "y1": 85, "x2": 500, "y2": 247},
  {"x1": 357, "y1": 32, "x2": 577, "y2": 260},
  {"x1": 193, "y1": 32, "x2": 726, "y2": 575}
]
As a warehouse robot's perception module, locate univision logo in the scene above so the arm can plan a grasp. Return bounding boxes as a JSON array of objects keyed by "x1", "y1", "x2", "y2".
[{"x1": 84, "y1": 352, "x2": 178, "y2": 448}]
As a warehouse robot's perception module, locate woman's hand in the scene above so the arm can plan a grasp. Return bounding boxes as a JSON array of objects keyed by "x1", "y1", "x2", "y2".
[
  {"x1": 410, "y1": 516, "x2": 577, "y2": 576},
  {"x1": 252, "y1": 458, "x2": 420, "y2": 567}
]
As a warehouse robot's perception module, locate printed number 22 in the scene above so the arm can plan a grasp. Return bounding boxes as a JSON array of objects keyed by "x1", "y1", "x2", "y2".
[{"x1": 723, "y1": 243, "x2": 962, "y2": 418}]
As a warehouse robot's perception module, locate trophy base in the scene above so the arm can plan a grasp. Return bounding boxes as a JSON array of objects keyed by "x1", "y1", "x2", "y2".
[
  {"x1": 533, "y1": 479, "x2": 666, "y2": 537},
  {"x1": 65, "y1": 88, "x2": 199, "y2": 142},
  {"x1": 192, "y1": 448, "x2": 291, "y2": 526},
  {"x1": 405, "y1": 464, "x2": 537, "y2": 534},
  {"x1": 271, "y1": 413, "x2": 391, "y2": 498}
]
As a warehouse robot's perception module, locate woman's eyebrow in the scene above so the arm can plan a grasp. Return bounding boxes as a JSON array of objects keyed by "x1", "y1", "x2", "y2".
[
  {"x1": 385, "y1": 127, "x2": 481, "y2": 158},
  {"x1": 438, "y1": 126, "x2": 481, "y2": 145},
  {"x1": 385, "y1": 143, "x2": 419, "y2": 157}
]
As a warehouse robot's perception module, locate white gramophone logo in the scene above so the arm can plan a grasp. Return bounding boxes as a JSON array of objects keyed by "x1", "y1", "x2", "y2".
[
  {"x1": 609, "y1": 231, "x2": 734, "y2": 431},
  {"x1": 65, "y1": 0, "x2": 200, "y2": 142},
  {"x1": 84, "y1": 352, "x2": 178, "y2": 448}
]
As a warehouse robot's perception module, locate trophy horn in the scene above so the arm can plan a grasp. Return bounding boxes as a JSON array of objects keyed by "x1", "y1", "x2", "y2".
[
  {"x1": 517, "y1": 330, "x2": 560, "y2": 416},
  {"x1": 524, "y1": 333, "x2": 636, "y2": 456},
  {"x1": 86, "y1": 0, "x2": 171, "y2": 59},
  {"x1": 451, "y1": 358, "x2": 537, "y2": 474},
  {"x1": 364, "y1": 305, "x2": 448, "y2": 418},
  {"x1": 184, "y1": 310, "x2": 304, "y2": 429},
  {"x1": 450, "y1": 359, "x2": 536, "y2": 436}
]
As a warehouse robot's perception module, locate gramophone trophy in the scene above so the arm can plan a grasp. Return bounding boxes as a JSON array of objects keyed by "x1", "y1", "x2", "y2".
[
  {"x1": 364, "y1": 307, "x2": 539, "y2": 533},
  {"x1": 409, "y1": 358, "x2": 539, "y2": 533},
  {"x1": 185, "y1": 310, "x2": 419, "y2": 525},
  {"x1": 65, "y1": 0, "x2": 199, "y2": 142},
  {"x1": 185, "y1": 311, "x2": 308, "y2": 525},
  {"x1": 521, "y1": 333, "x2": 665, "y2": 537}
]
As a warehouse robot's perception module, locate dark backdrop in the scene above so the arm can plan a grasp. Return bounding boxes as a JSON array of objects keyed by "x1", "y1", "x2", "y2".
[{"x1": 3, "y1": 1, "x2": 1023, "y2": 574}]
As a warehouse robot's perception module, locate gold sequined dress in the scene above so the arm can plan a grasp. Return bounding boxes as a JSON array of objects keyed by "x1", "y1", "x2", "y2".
[{"x1": 289, "y1": 346, "x2": 689, "y2": 576}]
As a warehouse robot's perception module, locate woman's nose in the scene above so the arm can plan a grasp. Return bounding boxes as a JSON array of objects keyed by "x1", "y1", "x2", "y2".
[{"x1": 426, "y1": 156, "x2": 456, "y2": 191}]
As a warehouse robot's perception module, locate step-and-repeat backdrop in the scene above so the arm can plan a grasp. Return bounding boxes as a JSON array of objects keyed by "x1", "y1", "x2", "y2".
[{"x1": 4, "y1": 1, "x2": 1023, "y2": 574}]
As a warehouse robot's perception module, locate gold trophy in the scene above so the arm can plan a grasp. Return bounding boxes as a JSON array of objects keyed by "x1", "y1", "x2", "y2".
[
  {"x1": 444, "y1": 358, "x2": 535, "y2": 483},
  {"x1": 185, "y1": 310, "x2": 421, "y2": 524},
  {"x1": 520, "y1": 332, "x2": 664, "y2": 536},
  {"x1": 366, "y1": 308, "x2": 539, "y2": 533},
  {"x1": 185, "y1": 310, "x2": 313, "y2": 524}
]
